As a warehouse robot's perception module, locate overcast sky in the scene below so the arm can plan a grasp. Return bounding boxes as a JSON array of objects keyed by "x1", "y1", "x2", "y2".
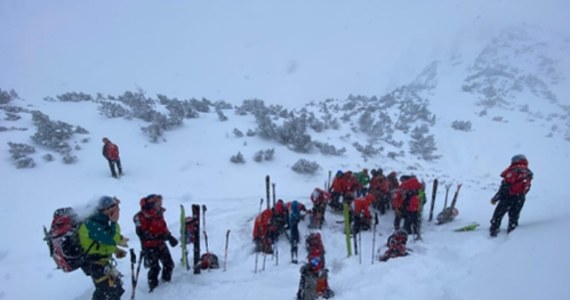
[{"x1": 1, "y1": 0, "x2": 569, "y2": 106}]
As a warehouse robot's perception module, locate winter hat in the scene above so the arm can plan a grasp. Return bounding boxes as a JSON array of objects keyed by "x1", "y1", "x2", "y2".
[
  {"x1": 511, "y1": 154, "x2": 527, "y2": 164},
  {"x1": 102, "y1": 137, "x2": 110, "y2": 144},
  {"x1": 98, "y1": 196, "x2": 118, "y2": 211},
  {"x1": 141, "y1": 194, "x2": 162, "y2": 210}
]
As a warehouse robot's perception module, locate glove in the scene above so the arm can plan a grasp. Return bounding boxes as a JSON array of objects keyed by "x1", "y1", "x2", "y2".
[
  {"x1": 115, "y1": 248, "x2": 127, "y2": 259},
  {"x1": 167, "y1": 235, "x2": 179, "y2": 247},
  {"x1": 490, "y1": 198, "x2": 498, "y2": 205},
  {"x1": 118, "y1": 236, "x2": 129, "y2": 247}
]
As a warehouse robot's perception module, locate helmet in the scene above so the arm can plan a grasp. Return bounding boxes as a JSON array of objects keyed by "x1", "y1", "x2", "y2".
[
  {"x1": 98, "y1": 196, "x2": 118, "y2": 211},
  {"x1": 511, "y1": 154, "x2": 527, "y2": 164}
]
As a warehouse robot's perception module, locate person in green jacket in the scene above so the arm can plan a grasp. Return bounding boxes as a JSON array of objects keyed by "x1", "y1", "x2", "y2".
[
  {"x1": 79, "y1": 196, "x2": 129, "y2": 300},
  {"x1": 356, "y1": 168, "x2": 370, "y2": 197}
]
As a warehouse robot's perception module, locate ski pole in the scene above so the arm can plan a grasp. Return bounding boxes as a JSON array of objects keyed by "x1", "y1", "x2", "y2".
[{"x1": 224, "y1": 229, "x2": 230, "y2": 271}]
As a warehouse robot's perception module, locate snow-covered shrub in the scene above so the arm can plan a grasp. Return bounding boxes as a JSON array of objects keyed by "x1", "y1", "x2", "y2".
[
  {"x1": 353, "y1": 142, "x2": 381, "y2": 157},
  {"x1": 43, "y1": 153, "x2": 54, "y2": 162},
  {"x1": 233, "y1": 128, "x2": 244, "y2": 138},
  {"x1": 263, "y1": 148, "x2": 275, "y2": 161},
  {"x1": 451, "y1": 120, "x2": 472, "y2": 131},
  {"x1": 409, "y1": 125, "x2": 440, "y2": 161},
  {"x1": 230, "y1": 152, "x2": 245, "y2": 164},
  {"x1": 217, "y1": 109, "x2": 228, "y2": 121},
  {"x1": 56, "y1": 92, "x2": 93, "y2": 102},
  {"x1": 253, "y1": 148, "x2": 275, "y2": 162},
  {"x1": 15, "y1": 157, "x2": 35, "y2": 169},
  {"x1": 98, "y1": 101, "x2": 129, "y2": 118},
  {"x1": 246, "y1": 129, "x2": 257, "y2": 137},
  {"x1": 190, "y1": 98, "x2": 212, "y2": 113},
  {"x1": 253, "y1": 151, "x2": 264, "y2": 162},
  {"x1": 8, "y1": 142, "x2": 35, "y2": 160},
  {"x1": 30, "y1": 111, "x2": 74, "y2": 154},
  {"x1": 292, "y1": 159, "x2": 320, "y2": 175},
  {"x1": 0, "y1": 89, "x2": 18, "y2": 104},
  {"x1": 4, "y1": 112, "x2": 21, "y2": 121},
  {"x1": 313, "y1": 141, "x2": 345, "y2": 156},
  {"x1": 62, "y1": 154, "x2": 78, "y2": 164}
]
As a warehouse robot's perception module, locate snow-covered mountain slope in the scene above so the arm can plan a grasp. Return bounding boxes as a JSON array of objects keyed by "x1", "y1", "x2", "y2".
[{"x1": 1, "y1": 2, "x2": 570, "y2": 299}]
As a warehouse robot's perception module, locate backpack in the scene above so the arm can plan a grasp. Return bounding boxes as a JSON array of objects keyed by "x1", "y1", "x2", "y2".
[
  {"x1": 289, "y1": 201, "x2": 301, "y2": 225},
  {"x1": 43, "y1": 207, "x2": 85, "y2": 272},
  {"x1": 199, "y1": 253, "x2": 219, "y2": 269}
]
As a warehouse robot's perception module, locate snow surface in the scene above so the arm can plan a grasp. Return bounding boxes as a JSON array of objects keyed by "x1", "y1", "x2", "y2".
[{"x1": 1, "y1": 1, "x2": 570, "y2": 300}]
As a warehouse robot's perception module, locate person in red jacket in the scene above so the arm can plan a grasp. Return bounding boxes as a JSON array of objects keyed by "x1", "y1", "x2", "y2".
[
  {"x1": 102, "y1": 137, "x2": 123, "y2": 178},
  {"x1": 351, "y1": 194, "x2": 374, "y2": 233},
  {"x1": 399, "y1": 175, "x2": 423, "y2": 235},
  {"x1": 309, "y1": 188, "x2": 331, "y2": 229},
  {"x1": 490, "y1": 154, "x2": 533, "y2": 237},
  {"x1": 133, "y1": 194, "x2": 178, "y2": 292}
]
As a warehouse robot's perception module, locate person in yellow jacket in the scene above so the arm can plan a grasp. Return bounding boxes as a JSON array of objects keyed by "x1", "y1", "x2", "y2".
[{"x1": 79, "y1": 196, "x2": 129, "y2": 300}]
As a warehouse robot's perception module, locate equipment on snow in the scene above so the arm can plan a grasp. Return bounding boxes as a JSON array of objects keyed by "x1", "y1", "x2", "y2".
[
  {"x1": 266, "y1": 175, "x2": 271, "y2": 210},
  {"x1": 254, "y1": 198, "x2": 263, "y2": 273},
  {"x1": 436, "y1": 184, "x2": 462, "y2": 225},
  {"x1": 130, "y1": 249, "x2": 143, "y2": 300},
  {"x1": 428, "y1": 179, "x2": 438, "y2": 222},
  {"x1": 454, "y1": 222, "x2": 480, "y2": 232}
]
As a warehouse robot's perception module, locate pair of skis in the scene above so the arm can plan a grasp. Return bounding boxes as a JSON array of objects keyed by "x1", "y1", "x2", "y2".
[{"x1": 180, "y1": 204, "x2": 231, "y2": 273}]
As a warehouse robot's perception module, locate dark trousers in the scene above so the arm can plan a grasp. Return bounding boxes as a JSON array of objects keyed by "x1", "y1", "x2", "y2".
[
  {"x1": 82, "y1": 262, "x2": 124, "y2": 300},
  {"x1": 490, "y1": 194, "x2": 526, "y2": 233},
  {"x1": 403, "y1": 211, "x2": 419, "y2": 235},
  {"x1": 144, "y1": 245, "x2": 174, "y2": 290},
  {"x1": 107, "y1": 159, "x2": 123, "y2": 177}
]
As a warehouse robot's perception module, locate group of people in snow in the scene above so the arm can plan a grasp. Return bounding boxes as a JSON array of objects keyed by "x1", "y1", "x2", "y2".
[
  {"x1": 56, "y1": 141, "x2": 533, "y2": 300},
  {"x1": 76, "y1": 194, "x2": 179, "y2": 299},
  {"x1": 251, "y1": 154, "x2": 533, "y2": 299}
]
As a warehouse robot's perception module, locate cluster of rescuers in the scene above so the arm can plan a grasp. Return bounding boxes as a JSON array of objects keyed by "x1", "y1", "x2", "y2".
[{"x1": 53, "y1": 141, "x2": 531, "y2": 300}]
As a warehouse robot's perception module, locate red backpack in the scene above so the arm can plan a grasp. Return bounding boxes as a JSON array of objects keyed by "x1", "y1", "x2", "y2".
[{"x1": 43, "y1": 208, "x2": 86, "y2": 272}]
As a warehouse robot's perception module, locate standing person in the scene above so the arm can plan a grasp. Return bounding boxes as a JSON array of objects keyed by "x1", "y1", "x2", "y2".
[
  {"x1": 355, "y1": 168, "x2": 370, "y2": 197},
  {"x1": 79, "y1": 196, "x2": 128, "y2": 300},
  {"x1": 133, "y1": 194, "x2": 178, "y2": 292},
  {"x1": 102, "y1": 137, "x2": 123, "y2": 178},
  {"x1": 399, "y1": 175, "x2": 423, "y2": 235},
  {"x1": 490, "y1": 154, "x2": 533, "y2": 237},
  {"x1": 309, "y1": 188, "x2": 331, "y2": 229}
]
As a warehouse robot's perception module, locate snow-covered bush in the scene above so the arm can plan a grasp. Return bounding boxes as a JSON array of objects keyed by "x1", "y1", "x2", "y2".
[
  {"x1": 409, "y1": 125, "x2": 440, "y2": 161},
  {"x1": 30, "y1": 111, "x2": 74, "y2": 154},
  {"x1": 8, "y1": 142, "x2": 36, "y2": 169},
  {"x1": 353, "y1": 142, "x2": 381, "y2": 158},
  {"x1": 451, "y1": 120, "x2": 472, "y2": 131},
  {"x1": 217, "y1": 109, "x2": 228, "y2": 121},
  {"x1": 313, "y1": 141, "x2": 345, "y2": 156},
  {"x1": 291, "y1": 159, "x2": 320, "y2": 175},
  {"x1": 0, "y1": 89, "x2": 18, "y2": 104},
  {"x1": 233, "y1": 128, "x2": 244, "y2": 138},
  {"x1": 253, "y1": 148, "x2": 275, "y2": 162},
  {"x1": 98, "y1": 101, "x2": 129, "y2": 118},
  {"x1": 56, "y1": 92, "x2": 93, "y2": 102},
  {"x1": 230, "y1": 152, "x2": 245, "y2": 164}
]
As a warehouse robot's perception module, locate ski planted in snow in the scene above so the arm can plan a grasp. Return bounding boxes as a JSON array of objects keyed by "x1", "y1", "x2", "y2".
[
  {"x1": 224, "y1": 229, "x2": 230, "y2": 271},
  {"x1": 265, "y1": 175, "x2": 271, "y2": 209},
  {"x1": 180, "y1": 204, "x2": 190, "y2": 271},
  {"x1": 371, "y1": 213, "x2": 379, "y2": 264},
  {"x1": 428, "y1": 179, "x2": 438, "y2": 222},
  {"x1": 343, "y1": 201, "x2": 352, "y2": 257},
  {"x1": 192, "y1": 204, "x2": 201, "y2": 274}
]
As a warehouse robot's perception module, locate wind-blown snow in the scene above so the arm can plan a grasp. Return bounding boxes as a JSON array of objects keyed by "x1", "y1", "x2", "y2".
[{"x1": 1, "y1": 1, "x2": 570, "y2": 300}]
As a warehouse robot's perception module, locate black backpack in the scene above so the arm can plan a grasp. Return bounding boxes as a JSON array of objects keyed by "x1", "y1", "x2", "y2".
[{"x1": 43, "y1": 207, "x2": 86, "y2": 272}]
